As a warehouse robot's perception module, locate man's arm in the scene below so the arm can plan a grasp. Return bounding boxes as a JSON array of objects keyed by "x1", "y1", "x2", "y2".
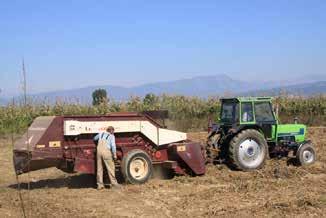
[
  {"x1": 110, "y1": 135, "x2": 117, "y2": 159},
  {"x1": 93, "y1": 133, "x2": 100, "y2": 141}
]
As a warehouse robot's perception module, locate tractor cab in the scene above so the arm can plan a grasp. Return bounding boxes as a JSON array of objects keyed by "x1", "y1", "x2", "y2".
[{"x1": 220, "y1": 97, "x2": 277, "y2": 140}]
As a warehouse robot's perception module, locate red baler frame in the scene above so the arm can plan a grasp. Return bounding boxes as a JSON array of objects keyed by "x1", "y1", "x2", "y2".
[{"x1": 13, "y1": 113, "x2": 205, "y2": 181}]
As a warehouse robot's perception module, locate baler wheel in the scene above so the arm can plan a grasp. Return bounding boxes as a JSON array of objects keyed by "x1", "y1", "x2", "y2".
[
  {"x1": 228, "y1": 129, "x2": 268, "y2": 171},
  {"x1": 121, "y1": 149, "x2": 153, "y2": 184},
  {"x1": 296, "y1": 142, "x2": 316, "y2": 166}
]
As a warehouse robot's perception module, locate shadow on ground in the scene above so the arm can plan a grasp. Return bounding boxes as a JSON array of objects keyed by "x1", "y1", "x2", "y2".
[
  {"x1": 8, "y1": 164, "x2": 175, "y2": 190},
  {"x1": 8, "y1": 170, "x2": 129, "y2": 190},
  {"x1": 9, "y1": 174, "x2": 97, "y2": 190}
]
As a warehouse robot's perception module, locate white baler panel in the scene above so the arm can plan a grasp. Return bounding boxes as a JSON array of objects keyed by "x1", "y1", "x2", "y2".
[
  {"x1": 64, "y1": 120, "x2": 186, "y2": 146},
  {"x1": 158, "y1": 128, "x2": 187, "y2": 145},
  {"x1": 64, "y1": 120, "x2": 140, "y2": 135},
  {"x1": 140, "y1": 120, "x2": 159, "y2": 145}
]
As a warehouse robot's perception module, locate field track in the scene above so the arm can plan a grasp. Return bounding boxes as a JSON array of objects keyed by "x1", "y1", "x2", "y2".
[{"x1": 0, "y1": 127, "x2": 325, "y2": 217}]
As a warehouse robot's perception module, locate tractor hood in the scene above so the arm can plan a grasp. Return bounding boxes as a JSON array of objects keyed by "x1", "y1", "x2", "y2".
[{"x1": 276, "y1": 124, "x2": 306, "y2": 142}]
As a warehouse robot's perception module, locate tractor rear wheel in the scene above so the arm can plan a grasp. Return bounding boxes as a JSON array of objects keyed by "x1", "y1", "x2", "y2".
[
  {"x1": 121, "y1": 149, "x2": 153, "y2": 184},
  {"x1": 296, "y1": 142, "x2": 316, "y2": 166},
  {"x1": 229, "y1": 129, "x2": 268, "y2": 171}
]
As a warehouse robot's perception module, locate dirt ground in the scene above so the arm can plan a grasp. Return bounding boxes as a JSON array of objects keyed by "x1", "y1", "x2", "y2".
[{"x1": 0, "y1": 128, "x2": 325, "y2": 218}]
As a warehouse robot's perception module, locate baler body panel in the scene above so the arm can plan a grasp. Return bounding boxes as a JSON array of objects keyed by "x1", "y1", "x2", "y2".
[
  {"x1": 13, "y1": 113, "x2": 206, "y2": 178},
  {"x1": 168, "y1": 143, "x2": 206, "y2": 175},
  {"x1": 13, "y1": 116, "x2": 64, "y2": 174},
  {"x1": 64, "y1": 119, "x2": 187, "y2": 145}
]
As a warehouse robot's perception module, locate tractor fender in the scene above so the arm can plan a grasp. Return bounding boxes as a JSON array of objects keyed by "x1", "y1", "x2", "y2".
[
  {"x1": 296, "y1": 140, "x2": 313, "y2": 151},
  {"x1": 235, "y1": 125, "x2": 264, "y2": 135}
]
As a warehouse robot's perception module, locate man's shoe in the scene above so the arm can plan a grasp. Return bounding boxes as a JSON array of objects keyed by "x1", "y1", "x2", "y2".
[{"x1": 97, "y1": 186, "x2": 105, "y2": 190}]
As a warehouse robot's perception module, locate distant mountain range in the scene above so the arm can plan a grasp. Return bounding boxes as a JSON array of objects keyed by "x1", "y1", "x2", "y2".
[
  {"x1": 241, "y1": 81, "x2": 326, "y2": 96},
  {"x1": 1, "y1": 74, "x2": 325, "y2": 105},
  {"x1": 0, "y1": 98, "x2": 7, "y2": 105}
]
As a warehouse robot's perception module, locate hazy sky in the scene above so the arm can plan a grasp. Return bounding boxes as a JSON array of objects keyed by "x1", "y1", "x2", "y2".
[{"x1": 0, "y1": 0, "x2": 325, "y2": 97}]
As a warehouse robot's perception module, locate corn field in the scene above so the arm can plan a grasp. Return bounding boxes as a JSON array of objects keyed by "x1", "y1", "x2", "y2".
[{"x1": 0, "y1": 95, "x2": 325, "y2": 136}]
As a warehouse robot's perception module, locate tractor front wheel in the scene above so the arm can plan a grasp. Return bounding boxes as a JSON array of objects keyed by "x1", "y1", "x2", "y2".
[
  {"x1": 229, "y1": 129, "x2": 268, "y2": 171},
  {"x1": 296, "y1": 142, "x2": 316, "y2": 166}
]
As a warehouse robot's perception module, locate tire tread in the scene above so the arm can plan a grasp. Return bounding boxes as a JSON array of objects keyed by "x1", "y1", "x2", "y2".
[{"x1": 228, "y1": 129, "x2": 267, "y2": 171}]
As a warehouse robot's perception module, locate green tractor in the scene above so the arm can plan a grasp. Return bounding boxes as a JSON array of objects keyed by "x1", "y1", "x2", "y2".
[{"x1": 207, "y1": 97, "x2": 316, "y2": 170}]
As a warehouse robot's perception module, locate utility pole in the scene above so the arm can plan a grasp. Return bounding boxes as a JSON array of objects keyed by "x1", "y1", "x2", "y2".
[
  {"x1": 21, "y1": 58, "x2": 30, "y2": 217},
  {"x1": 22, "y1": 58, "x2": 27, "y2": 105}
]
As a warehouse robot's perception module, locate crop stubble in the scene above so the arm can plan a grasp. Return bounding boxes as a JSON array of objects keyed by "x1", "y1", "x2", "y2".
[{"x1": 0, "y1": 128, "x2": 325, "y2": 217}]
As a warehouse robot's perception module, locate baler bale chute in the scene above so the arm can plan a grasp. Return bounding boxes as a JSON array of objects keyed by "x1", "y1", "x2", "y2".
[{"x1": 13, "y1": 112, "x2": 206, "y2": 184}]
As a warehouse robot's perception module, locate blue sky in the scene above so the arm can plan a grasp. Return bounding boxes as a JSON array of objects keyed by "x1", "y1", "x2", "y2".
[{"x1": 0, "y1": 0, "x2": 325, "y2": 97}]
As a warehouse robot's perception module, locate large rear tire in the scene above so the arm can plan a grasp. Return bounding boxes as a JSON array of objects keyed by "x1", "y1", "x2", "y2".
[
  {"x1": 206, "y1": 131, "x2": 220, "y2": 163},
  {"x1": 229, "y1": 129, "x2": 268, "y2": 171},
  {"x1": 121, "y1": 149, "x2": 153, "y2": 184}
]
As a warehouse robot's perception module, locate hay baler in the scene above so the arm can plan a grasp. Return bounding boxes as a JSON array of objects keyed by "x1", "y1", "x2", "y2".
[{"x1": 13, "y1": 113, "x2": 205, "y2": 184}]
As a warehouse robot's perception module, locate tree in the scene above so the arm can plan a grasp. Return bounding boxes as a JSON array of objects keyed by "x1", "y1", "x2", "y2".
[
  {"x1": 92, "y1": 89, "x2": 108, "y2": 106},
  {"x1": 143, "y1": 93, "x2": 156, "y2": 105},
  {"x1": 143, "y1": 93, "x2": 159, "y2": 110},
  {"x1": 127, "y1": 96, "x2": 143, "y2": 111}
]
